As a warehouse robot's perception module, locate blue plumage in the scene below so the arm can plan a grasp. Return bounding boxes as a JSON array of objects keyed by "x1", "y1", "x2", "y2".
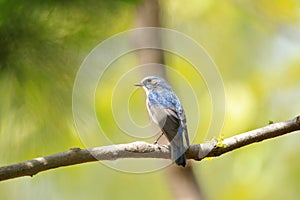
[{"x1": 135, "y1": 76, "x2": 190, "y2": 167}]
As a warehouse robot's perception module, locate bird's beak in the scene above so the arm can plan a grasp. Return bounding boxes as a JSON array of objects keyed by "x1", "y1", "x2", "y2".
[{"x1": 134, "y1": 83, "x2": 144, "y2": 87}]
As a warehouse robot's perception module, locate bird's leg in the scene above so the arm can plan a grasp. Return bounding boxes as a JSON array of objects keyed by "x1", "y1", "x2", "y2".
[{"x1": 153, "y1": 132, "x2": 164, "y2": 144}]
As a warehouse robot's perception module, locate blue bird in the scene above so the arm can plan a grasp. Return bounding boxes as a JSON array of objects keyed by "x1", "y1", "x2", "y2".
[{"x1": 135, "y1": 76, "x2": 190, "y2": 167}]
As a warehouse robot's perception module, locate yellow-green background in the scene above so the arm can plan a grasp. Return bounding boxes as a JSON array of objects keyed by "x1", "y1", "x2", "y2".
[{"x1": 1, "y1": 0, "x2": 300, "y2": 199}]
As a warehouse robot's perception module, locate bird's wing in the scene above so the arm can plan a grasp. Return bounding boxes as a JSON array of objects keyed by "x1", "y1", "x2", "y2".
[
  {"x1": 147, "y1": 91, "x2": 189, "y2": 147},
  {"x1": 148, "y1": 105, "x2": 180, "y2": 142},
  {"x1": 161, "y1": 108, "x2": 180, "y2": 142},
  {"x1": 149, "y1": 104, "x2": 187, "y2": 164},
  {"x1": 161, "y1": 108, "x2": 186, "y2": 163}
]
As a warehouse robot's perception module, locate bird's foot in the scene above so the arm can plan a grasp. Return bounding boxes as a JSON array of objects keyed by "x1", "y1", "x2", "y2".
[{"x1": 153, "y1": 142, "x2": 161, "y2": 150}]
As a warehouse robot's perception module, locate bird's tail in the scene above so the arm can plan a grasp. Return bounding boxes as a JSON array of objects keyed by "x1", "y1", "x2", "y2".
[
  {"x1": 171, "y1": 139, "x2": 187, "y2": 167},
  {"x1": 175, "y1": 153, "x2": 186, "y2": 167}
]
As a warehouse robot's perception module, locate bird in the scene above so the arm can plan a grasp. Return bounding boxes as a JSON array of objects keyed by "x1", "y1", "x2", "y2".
[{"x1": 135, "y1": 76, "x2": 190, "y2": 167}]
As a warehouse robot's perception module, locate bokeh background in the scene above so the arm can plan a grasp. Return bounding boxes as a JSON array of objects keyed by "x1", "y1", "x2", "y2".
[{"x1": 1, "y1": 0, "x2": 300, "y2": 199}]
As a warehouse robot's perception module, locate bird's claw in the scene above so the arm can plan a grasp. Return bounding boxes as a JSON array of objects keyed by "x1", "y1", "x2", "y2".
[{"x1": 153, "y1": 142, "x2": 161, "y2": 150}]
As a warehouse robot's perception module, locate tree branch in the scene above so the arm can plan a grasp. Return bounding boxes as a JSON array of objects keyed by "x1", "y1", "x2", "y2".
[{"x1": 1, "y1": 115, "x2": 299, "y2": 182}]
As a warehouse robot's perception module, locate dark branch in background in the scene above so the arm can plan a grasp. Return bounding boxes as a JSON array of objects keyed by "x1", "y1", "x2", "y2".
[{"x1": 0, "y1": 115, "x2": 299, "y2": 182}]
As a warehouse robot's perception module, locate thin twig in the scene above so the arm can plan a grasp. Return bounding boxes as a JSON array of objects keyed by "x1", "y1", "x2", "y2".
[{"x1": 0, "y1": 115, "x2": 299, "y2": 182}]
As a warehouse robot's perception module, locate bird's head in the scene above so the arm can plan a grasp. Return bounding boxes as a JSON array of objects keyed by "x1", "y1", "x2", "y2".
[{"x1": 134, "y1": 76, "x2": 171, "y2": 92}]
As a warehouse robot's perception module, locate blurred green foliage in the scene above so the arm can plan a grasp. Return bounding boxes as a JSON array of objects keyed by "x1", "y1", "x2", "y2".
[{"x1": 0, "y1": 0, "x2": 300, "y2": 199}]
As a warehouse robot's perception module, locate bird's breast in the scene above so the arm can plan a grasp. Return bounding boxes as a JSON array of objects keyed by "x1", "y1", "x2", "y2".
[{"x1": 146, "y1": 98, "x2": 161, "y2": 125}]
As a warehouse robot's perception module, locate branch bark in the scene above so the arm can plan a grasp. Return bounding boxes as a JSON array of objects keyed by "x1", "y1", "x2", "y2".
[{"x1": 1, "y1": 115, "x2": 299, "y2": 182}]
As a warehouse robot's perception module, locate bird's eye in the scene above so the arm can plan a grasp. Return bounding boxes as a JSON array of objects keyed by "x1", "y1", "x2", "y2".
[{"x1": 152, "y1": 80, "x2": 158, "y2": 85}]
